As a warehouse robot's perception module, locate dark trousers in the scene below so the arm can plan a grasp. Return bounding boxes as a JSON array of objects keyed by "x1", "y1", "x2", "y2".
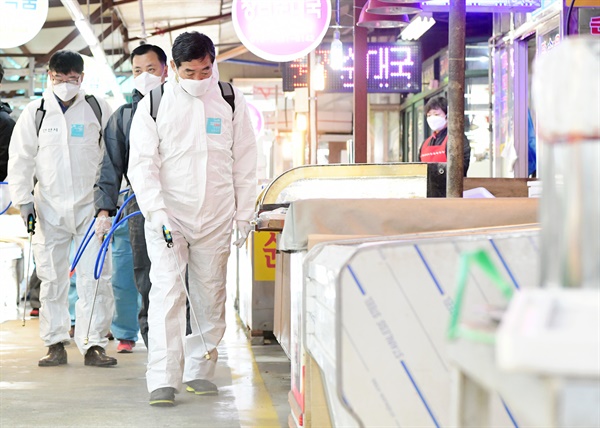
[
  {"x1": 28, "y1": 268, "x2": 41, "y2": 309},
  {"x1": 126, "y1": 197, "x2": 152, "y2": 347}
]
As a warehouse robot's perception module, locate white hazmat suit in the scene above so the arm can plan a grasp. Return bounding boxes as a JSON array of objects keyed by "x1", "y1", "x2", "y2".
[
  {"x1": 8, "y1": 89, "x2": 114, "y2": 353},
  {"x1": 128, "y1": 64, "x2": 257, "y2": 393}
]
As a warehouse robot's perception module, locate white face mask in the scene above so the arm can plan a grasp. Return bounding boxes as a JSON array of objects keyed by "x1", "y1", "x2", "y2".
[
  {"x1": 133, "y1": 72, "x2": 163, "y2": 95},
  {"x1": 427, "y1": 115, "x2": 447, "y2": 132},
  {"x1": 53, "y1": 82, "x2": 80, "y2": 102},
  {"x1": 179, "y1": 77, "x2": 212, "y2": 98}
]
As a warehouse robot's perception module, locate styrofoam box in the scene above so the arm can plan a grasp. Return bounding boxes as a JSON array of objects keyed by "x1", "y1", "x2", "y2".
[
  {"x1": 0, "y1": 242, "x2": 22, "y2": 322},
  {"x1": 497, "y1": 288, "x2": 600, "y2": 377}
]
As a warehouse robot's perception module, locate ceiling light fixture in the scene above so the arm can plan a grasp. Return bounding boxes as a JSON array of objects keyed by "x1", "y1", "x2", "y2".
[
  {"x1": 330, "y1": 0, "x2": 344, "y2": 70},
  {"x1": 357, "y1": 2, "x2": 411, "y2": 28},
  {"x1": 400, "y1": 13, "x2": 436, "y2": 40},
  {"x1": 330, "y1": 30, "x2": 344, "y2": 70},
  {"x1": 366, "y1": 0, "x2": 422, "y2": 14}
]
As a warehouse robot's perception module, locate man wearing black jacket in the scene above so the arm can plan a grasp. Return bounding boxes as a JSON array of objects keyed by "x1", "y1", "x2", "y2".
[
  {"x1": 0, "y1": 63, "x2": 16, "y2": 181},
  {"x1": 93, "y1": 44, "x2": 168, "y2": 349}
]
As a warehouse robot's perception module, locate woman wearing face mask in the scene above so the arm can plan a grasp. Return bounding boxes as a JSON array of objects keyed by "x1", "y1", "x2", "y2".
[{"x1": 418, "y1": 96, "x2": 471, "y2": 176}]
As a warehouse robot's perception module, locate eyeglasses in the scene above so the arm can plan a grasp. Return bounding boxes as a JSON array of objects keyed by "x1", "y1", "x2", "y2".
[{"x1": 50, "y1": 75, "x2": 81, "y2": 85}]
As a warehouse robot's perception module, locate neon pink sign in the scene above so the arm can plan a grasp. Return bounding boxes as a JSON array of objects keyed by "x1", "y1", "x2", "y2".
[
  {"x1": 232, "y1": 0, "x2": 332, "y2": 62},
  {"x1": 246, "y1": 101, "x2": 264, "y2": 136}
]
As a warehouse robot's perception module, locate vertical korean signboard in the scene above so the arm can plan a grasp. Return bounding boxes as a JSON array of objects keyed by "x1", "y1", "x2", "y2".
[
  {"x1": 0, "y1": 0, "x2": 49, "y2": 48},
  {"x1": 253, "y1": 231, "x2": 277, "y2": 281},
  {"x1": 232, "y1": 0, "x2": 332, "y2": 62}
]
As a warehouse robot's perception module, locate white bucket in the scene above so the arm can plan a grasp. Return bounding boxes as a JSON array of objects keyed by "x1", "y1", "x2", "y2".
[{"x1": 0, "y1": 242, "x2": 22, "y2": 323}]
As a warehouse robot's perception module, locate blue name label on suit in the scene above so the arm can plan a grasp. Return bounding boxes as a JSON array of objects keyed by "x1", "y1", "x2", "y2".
[
  {"x1": 206, "y1": 118, "x2": 222, "y2": 135},
  {"x1": 71, "y1": 124, "x2": 84, "y2": 137}
]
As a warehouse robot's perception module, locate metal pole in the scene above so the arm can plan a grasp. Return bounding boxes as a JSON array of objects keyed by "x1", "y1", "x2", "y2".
[
  {"x1": 353, "y1": 0, "x2": 368, "y2": 163},
  {"x1": 447, "y1": 0, "x2": 466, "y2": 197},
  {"x1": 308, "y1": 51, "x2": 318, "y2": 165}
]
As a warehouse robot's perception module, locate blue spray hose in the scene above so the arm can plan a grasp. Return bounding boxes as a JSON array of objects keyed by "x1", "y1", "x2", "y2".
[
  {"x1": 0, "y1": 182, "x2": 12, "y2": 215},
  {"x1": 70, "y1": 218, "x2": 96, "y2": 273},
  {"x1": 94, "y1": 211, "x2": 141, "y2": 280},
  {"x1": 114, "y1": 192, "x2": 136, "y2": 225},
  {"x1": 70, "y1": 191, "x2": 135, "y2": 273}
]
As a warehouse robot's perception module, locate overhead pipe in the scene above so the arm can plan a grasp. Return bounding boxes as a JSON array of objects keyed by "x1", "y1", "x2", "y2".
[{"x1": 138, "y1": 0, "x2": 147, "y2": 42}]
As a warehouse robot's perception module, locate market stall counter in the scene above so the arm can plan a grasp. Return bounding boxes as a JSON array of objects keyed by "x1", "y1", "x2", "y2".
[{"x1": 237, "y1": 163, "x2": 446, "y2": 342}]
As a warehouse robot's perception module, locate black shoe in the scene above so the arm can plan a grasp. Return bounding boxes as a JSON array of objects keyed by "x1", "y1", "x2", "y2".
[
  {"x1": 186, "y1": 379, "x2": 218, "y2": 396},
  {"x1": 38, "y1": 343, "x2": 67, "y2": 367},
  {"x1": 149, "y1": 387, "x2": 176, "y2": 407},
  {"x1": 84, "y1": 346, "x2": 117, "y2": 367}
]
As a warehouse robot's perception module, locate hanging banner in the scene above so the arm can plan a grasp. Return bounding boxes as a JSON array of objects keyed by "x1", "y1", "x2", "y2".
[
  {"x1": 0, "y1": 0, "x2": 49, "y2": 49},
  {"x1": 232, "y1": 0, "x2": 332, "y2": 62}
]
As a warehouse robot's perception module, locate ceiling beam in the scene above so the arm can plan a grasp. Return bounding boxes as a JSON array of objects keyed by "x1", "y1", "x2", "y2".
[
  {"x1": 37, "y1": 0, "x2": 113, "y2": 65},
  {"x1": 43, "y1": 20, "x2": 78, "y2": 28},
  {"x1": 79, "y1": 47, "x2": 125, "y2": 56},
  {"x1": 112, "y1": 53, "x2": 130, "y2": 70},
  {"x1": 49, "y1": 0, "x2": 102, "y2": 6},
  {"x1": 2, "y1": 47, "x2": 123, "y2": 59},
  {"x1": 216, "y1": 45, "x2": 248, "y2": 62}
]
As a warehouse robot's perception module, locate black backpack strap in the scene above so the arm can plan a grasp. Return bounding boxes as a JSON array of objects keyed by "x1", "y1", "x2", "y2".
[
  {"x1": 85, "y1": 95, "x2": 103, "y2": 144},
  {"x1": 84, "y1": 95, "x2": 103, "y2": 126},
  {"x1": 218, "y1": 81, "x2": 235, "y2": 115},
  {"x1": 149, "y1": 83, "x2": 165, "y2": 121},
  {"x1": 35, "y1": 98, "x2": 46, "y2": 137}
]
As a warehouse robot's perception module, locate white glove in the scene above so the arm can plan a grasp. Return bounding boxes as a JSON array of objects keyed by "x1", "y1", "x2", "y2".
[
  {"x1": 95, "y1": 215, "x2": 112, "y2": 242},
  {"x1": 233, "y1": 220, "x2": 252, "y2": 248},
  {"x1": 19, "y1": 202, "x2": 36, "y2": 233},
  {"x1": 148, "y1": 209, "x2": 172, "y2": 235}
]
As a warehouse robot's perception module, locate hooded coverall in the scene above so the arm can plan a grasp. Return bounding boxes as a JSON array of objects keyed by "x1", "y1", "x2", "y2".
[
  {"x1": 128, "y1": 68, "x2": 257, "y2": 393},
  {"x1": 8, "y1": 89, "x2": 114, "y2": 354}
]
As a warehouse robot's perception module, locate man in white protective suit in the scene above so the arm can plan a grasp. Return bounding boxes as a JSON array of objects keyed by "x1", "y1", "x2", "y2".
[
  {"x1": 8, "y1": 50, "x2": 117, "y2": 367},
  {"x1": 127, "y1": 32, "x2": 257, "y2": 406}
]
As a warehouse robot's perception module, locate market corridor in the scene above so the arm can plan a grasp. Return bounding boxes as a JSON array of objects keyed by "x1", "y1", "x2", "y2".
[{"x1": 0, "y1": 307, "x2": 291, "y2": 428}]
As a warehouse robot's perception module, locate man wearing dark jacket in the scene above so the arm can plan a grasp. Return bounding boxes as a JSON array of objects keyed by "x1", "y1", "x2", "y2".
[
  {"x1": 93, "y1": 44, "x2": 168, "y2": 349},
  {"x1": 0, "y1": 63, "x2": 16, "y2": 181}
]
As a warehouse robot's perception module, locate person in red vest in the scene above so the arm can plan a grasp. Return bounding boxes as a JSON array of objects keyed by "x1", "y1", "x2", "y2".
[{"x1": 419, "y1": 96, "x2": 471, "y2": 176}]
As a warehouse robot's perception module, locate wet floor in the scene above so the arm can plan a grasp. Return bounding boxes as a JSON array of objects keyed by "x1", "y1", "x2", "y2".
[{"x1": 0, "y1": 307, "x2": 291, "y2": 428}]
